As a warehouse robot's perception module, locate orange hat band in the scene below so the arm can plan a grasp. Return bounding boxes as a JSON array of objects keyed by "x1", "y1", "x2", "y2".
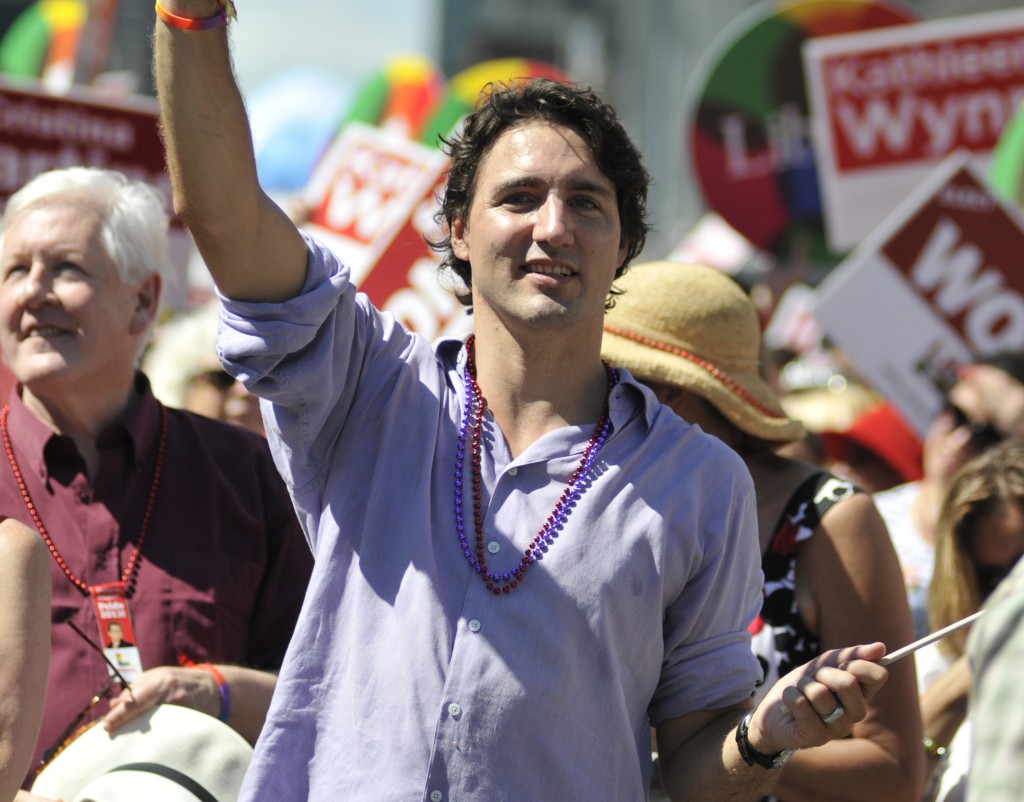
[{"x1": 603, "y1": 324, "x2": 788, "y2": 420}]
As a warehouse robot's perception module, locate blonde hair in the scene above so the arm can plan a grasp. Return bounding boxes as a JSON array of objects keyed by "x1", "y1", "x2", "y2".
[{"x1": 929, "y1": 438, "x2": 1024, "y2": 655}]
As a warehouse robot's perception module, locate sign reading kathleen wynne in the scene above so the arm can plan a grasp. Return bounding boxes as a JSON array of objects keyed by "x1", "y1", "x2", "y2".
[
  {"x1": 803, "y1": 7, "x2": 1024, "y2": 252},
  {"x1": 814, "y1": 150, "x2": 1024, "y2": 436}
]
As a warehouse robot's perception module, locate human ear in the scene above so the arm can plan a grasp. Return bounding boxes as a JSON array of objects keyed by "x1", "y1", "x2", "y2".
[
  {"x1": 616, "y1": 233, "x2": 629, "y2": 269},
  {"x1": 451, "y1": 217, "x2": 471, "y2": 261},
  {"x1": 129, "y1": 273, "x2": 162, "y2": 335}
]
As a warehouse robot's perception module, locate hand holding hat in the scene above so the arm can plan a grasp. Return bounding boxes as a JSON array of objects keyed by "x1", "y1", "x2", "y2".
[
  {"x1": 32, "y1": 705, "x2": 252, "y2": 802},
  {"x1": 101, "y1": 664, "x2": 227, "y2": 735}
]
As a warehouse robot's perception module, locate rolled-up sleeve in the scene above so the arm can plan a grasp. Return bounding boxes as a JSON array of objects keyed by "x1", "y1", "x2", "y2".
[{"x1": 649, "y1": 451, "x2": 764, "y2": 724}]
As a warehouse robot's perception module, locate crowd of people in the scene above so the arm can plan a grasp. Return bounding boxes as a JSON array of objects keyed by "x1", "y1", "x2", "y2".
[{"x1": 1, "y1": 4, "x2": 1023, "y2": 802}]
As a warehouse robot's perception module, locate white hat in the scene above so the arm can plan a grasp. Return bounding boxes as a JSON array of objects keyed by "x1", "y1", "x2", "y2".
[{"x1": 31, "y1": 704, "x2": 253, "y2": 802}]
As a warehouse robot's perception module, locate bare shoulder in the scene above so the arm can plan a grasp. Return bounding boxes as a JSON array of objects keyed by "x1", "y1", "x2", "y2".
[
  {"x1": 815, "y1": 488, "x2": 893, "y2": 554},
  {"x1": 800, "y1": 484, "x2": 912, "y2": 647},
  {"x1": 800, "y1": 485, "x2": 899, "y2": 586}
]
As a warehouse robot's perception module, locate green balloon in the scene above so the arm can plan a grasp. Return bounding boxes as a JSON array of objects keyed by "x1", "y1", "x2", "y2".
[
  {"x1": 989, "y1": 104, "x2": 1024, "y2": 207},
  {"x1": 0, "y1": 4, "x2": 49, "y2": 78}
]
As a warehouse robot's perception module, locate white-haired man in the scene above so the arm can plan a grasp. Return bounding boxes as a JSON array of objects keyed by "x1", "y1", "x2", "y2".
[{"x1": 0, "y1": 167, "x2": 313, "y2": 798}]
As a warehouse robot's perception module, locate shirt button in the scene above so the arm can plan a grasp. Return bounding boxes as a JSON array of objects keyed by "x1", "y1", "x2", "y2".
[
  {"x1": 487, "y1": 541, "x2": 500, "y2": 554},
  {"x1": 448, "y1": 702, "x2": 461, "y2": 717},
  {"x1": 508, "y1": 467, "x2": 518, "y2": 476},
  {"x1": 430, "y1": 792, "x2": 443, "y2": 802},
  {"x1": 468, "y1": 619, "x2": 482, "y2": 633}
]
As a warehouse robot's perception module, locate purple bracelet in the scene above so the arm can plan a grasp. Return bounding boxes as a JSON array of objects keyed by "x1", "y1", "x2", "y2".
[{"x1": 196, "y1": 663, "x2": 231, "y2": 722}]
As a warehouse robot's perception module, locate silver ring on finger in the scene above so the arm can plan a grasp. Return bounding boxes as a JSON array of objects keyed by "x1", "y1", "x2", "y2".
[{"x1": 819, "y1": 703, "x2": 844, "y2": 725}]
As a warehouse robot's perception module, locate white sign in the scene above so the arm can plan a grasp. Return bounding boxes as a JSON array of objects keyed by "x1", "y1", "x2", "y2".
[
  {"x1": 803, "y1": 8, "x2": 1024, "y2": 252},
  {"x1": 814, "y1": 150, "x2": 1024, "y2": 436}
]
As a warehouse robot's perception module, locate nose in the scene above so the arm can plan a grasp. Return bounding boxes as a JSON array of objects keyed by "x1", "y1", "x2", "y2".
[
  {"x1": 17, "y1": 264, "x2": 52, "y2": 307},
  {"x1": 533, "y1": 195, "x2": 573, "y2": 249}
]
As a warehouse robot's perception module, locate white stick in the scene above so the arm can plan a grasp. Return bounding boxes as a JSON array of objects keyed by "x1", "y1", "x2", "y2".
[{"x1": 879, "y1": 610, "x2": 986, "y2": 666}]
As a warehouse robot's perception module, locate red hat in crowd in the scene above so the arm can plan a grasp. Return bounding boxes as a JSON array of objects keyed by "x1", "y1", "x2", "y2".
[{"x1": 820, "y1": 402, "x2": 924, "y2": 485}]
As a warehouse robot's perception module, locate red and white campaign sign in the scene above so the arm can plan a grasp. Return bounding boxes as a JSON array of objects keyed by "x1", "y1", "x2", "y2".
[
  {"x1": 814, "y1": 150, "x2": 1024, "y2": 436},
  {"x1": 803, "y1": 8, "x2": 1024, "y2": 252},
  {"x1": 302, "y1": 122, "x2": 470, "y2": 340},
  {"x1": 0, "y1": 77, "x2": 170, "y2": 208}
]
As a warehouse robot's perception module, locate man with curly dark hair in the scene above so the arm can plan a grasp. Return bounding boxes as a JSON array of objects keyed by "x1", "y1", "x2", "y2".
[
  {"x1": 433, "y1": 78, "x2": 651, "y2": 307},
  {"x1": 154, "y1": 5, "x2": 891, "y2": 799}
]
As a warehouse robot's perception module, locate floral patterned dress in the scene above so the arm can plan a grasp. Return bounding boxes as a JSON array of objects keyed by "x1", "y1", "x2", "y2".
[
  {"x1": 750, "y1": 472, "x2": 861, "y2": 702},
  {"x1": 651, "y1": 471, "x2": 861, "y2": 802},
  {"x1": 749, "y1": 472, "x2": 861, "y2": 802}
]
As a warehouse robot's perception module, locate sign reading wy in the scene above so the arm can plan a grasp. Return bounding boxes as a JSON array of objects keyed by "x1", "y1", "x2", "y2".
[
  {"x1": 814, "y1": 150, "x2": 1024, "y2": 435},
  {"x1": 302, "y1": 123, "x2": 468, "y2": 341}
]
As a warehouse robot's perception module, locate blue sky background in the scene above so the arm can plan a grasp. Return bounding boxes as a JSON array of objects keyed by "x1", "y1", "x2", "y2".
[
  {"x1": 220, "y1": 1, "x2": 443, "y2": 192},
  {"x1": 230, "y1": 0, "x2": 441, "y2": 96}
]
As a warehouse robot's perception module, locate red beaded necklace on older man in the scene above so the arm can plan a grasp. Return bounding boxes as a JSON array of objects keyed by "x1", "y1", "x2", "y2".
[{"x1": 0, "y1": 402, "x2": 168, "y2": 598}]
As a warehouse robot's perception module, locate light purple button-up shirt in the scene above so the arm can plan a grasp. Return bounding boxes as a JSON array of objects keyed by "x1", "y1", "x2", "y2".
[{"x1": 219, "y1": 235, "x2": 763, "y2": 802}]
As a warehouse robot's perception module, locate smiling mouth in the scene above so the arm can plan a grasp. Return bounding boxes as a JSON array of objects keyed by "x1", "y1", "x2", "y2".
[
  {"x1": 524, "y1": 264, "x2": 575, "y2": 277},
  {"x1": 22, "y1": 326, "x2": 66, "y2": 339}
]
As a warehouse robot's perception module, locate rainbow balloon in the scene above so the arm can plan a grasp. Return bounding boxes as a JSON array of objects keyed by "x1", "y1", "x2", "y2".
[
  {"x1": 0, "y1": 0, "x2": 85, "y2": 80},
  {"x1": 337, "y1": 54, "x2": 446, "y2": 143},
  {"x1": 422, "y1": 57, "x2": 569, "y2": 144},
  {"x1": 334, "y1": 55, "x2": 568, "y2": 150}
]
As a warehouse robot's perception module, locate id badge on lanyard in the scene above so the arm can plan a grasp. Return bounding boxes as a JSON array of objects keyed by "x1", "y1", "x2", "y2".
[{"x1": 90, "y1": 581, "x2": 144, "y2": 682}]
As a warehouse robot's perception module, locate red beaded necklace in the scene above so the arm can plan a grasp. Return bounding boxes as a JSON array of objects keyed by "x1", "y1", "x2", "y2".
[
  {"x1": 454, "y1": 336, "x2": 616, "y2": 595},
  {"x1": 1, "y1": 402, "x2": 168, "y2": 597}
]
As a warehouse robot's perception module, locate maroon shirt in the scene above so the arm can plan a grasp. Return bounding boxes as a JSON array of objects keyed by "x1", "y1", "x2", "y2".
[{"x1": 0, "y1": 375, "x2": 313, "y2": 778}]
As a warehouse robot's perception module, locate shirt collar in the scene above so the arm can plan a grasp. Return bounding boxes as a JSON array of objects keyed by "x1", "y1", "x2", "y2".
[
  {"x1": 117, "y1": 373, "x2": 162, "y2": 471},
  {"x1": 441, "y1": 337, "x2": 658, "y2": 439},
  {"x1": 608, "y1": 366, "x2": 658, "y2": 435},
  {"x1": 4, "y1": 373, "x2": 162, "y2": 481}
]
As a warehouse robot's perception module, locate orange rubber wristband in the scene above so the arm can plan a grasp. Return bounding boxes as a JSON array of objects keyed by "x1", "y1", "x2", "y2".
[{"x1": 155, "y1": 0, "x2": 227, "y2": 30}]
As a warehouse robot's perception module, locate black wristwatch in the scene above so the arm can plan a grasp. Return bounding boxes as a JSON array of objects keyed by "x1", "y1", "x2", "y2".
[{"x1": 735, "y1": 711, "x2": 795, "y2": 770}]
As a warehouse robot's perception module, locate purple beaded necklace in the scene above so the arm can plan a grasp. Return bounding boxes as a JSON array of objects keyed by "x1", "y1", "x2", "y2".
[{"x1": 454, "y1": 336, "x2": 617, "y2": 595}]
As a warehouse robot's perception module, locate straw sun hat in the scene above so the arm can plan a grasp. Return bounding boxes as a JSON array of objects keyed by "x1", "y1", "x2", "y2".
[
  {"x1": 31, "y1": 704, "x2": 253, "y2": 802},
  {"x1": 602, "y1": 261, "x2": 804, "y2": 443}
]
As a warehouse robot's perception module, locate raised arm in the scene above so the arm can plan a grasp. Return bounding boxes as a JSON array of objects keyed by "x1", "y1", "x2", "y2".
[
  {"x1": 153, "y1": 1, "x2": 308, "y2": 301},
  {"x1": 0, "y1": 520, "x2": 50, "y2": 802}
]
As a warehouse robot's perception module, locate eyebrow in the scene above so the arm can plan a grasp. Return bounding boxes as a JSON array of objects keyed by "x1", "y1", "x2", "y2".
[{"x1": 490, "y1": 175, "x2": 617, "y2": 198}]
